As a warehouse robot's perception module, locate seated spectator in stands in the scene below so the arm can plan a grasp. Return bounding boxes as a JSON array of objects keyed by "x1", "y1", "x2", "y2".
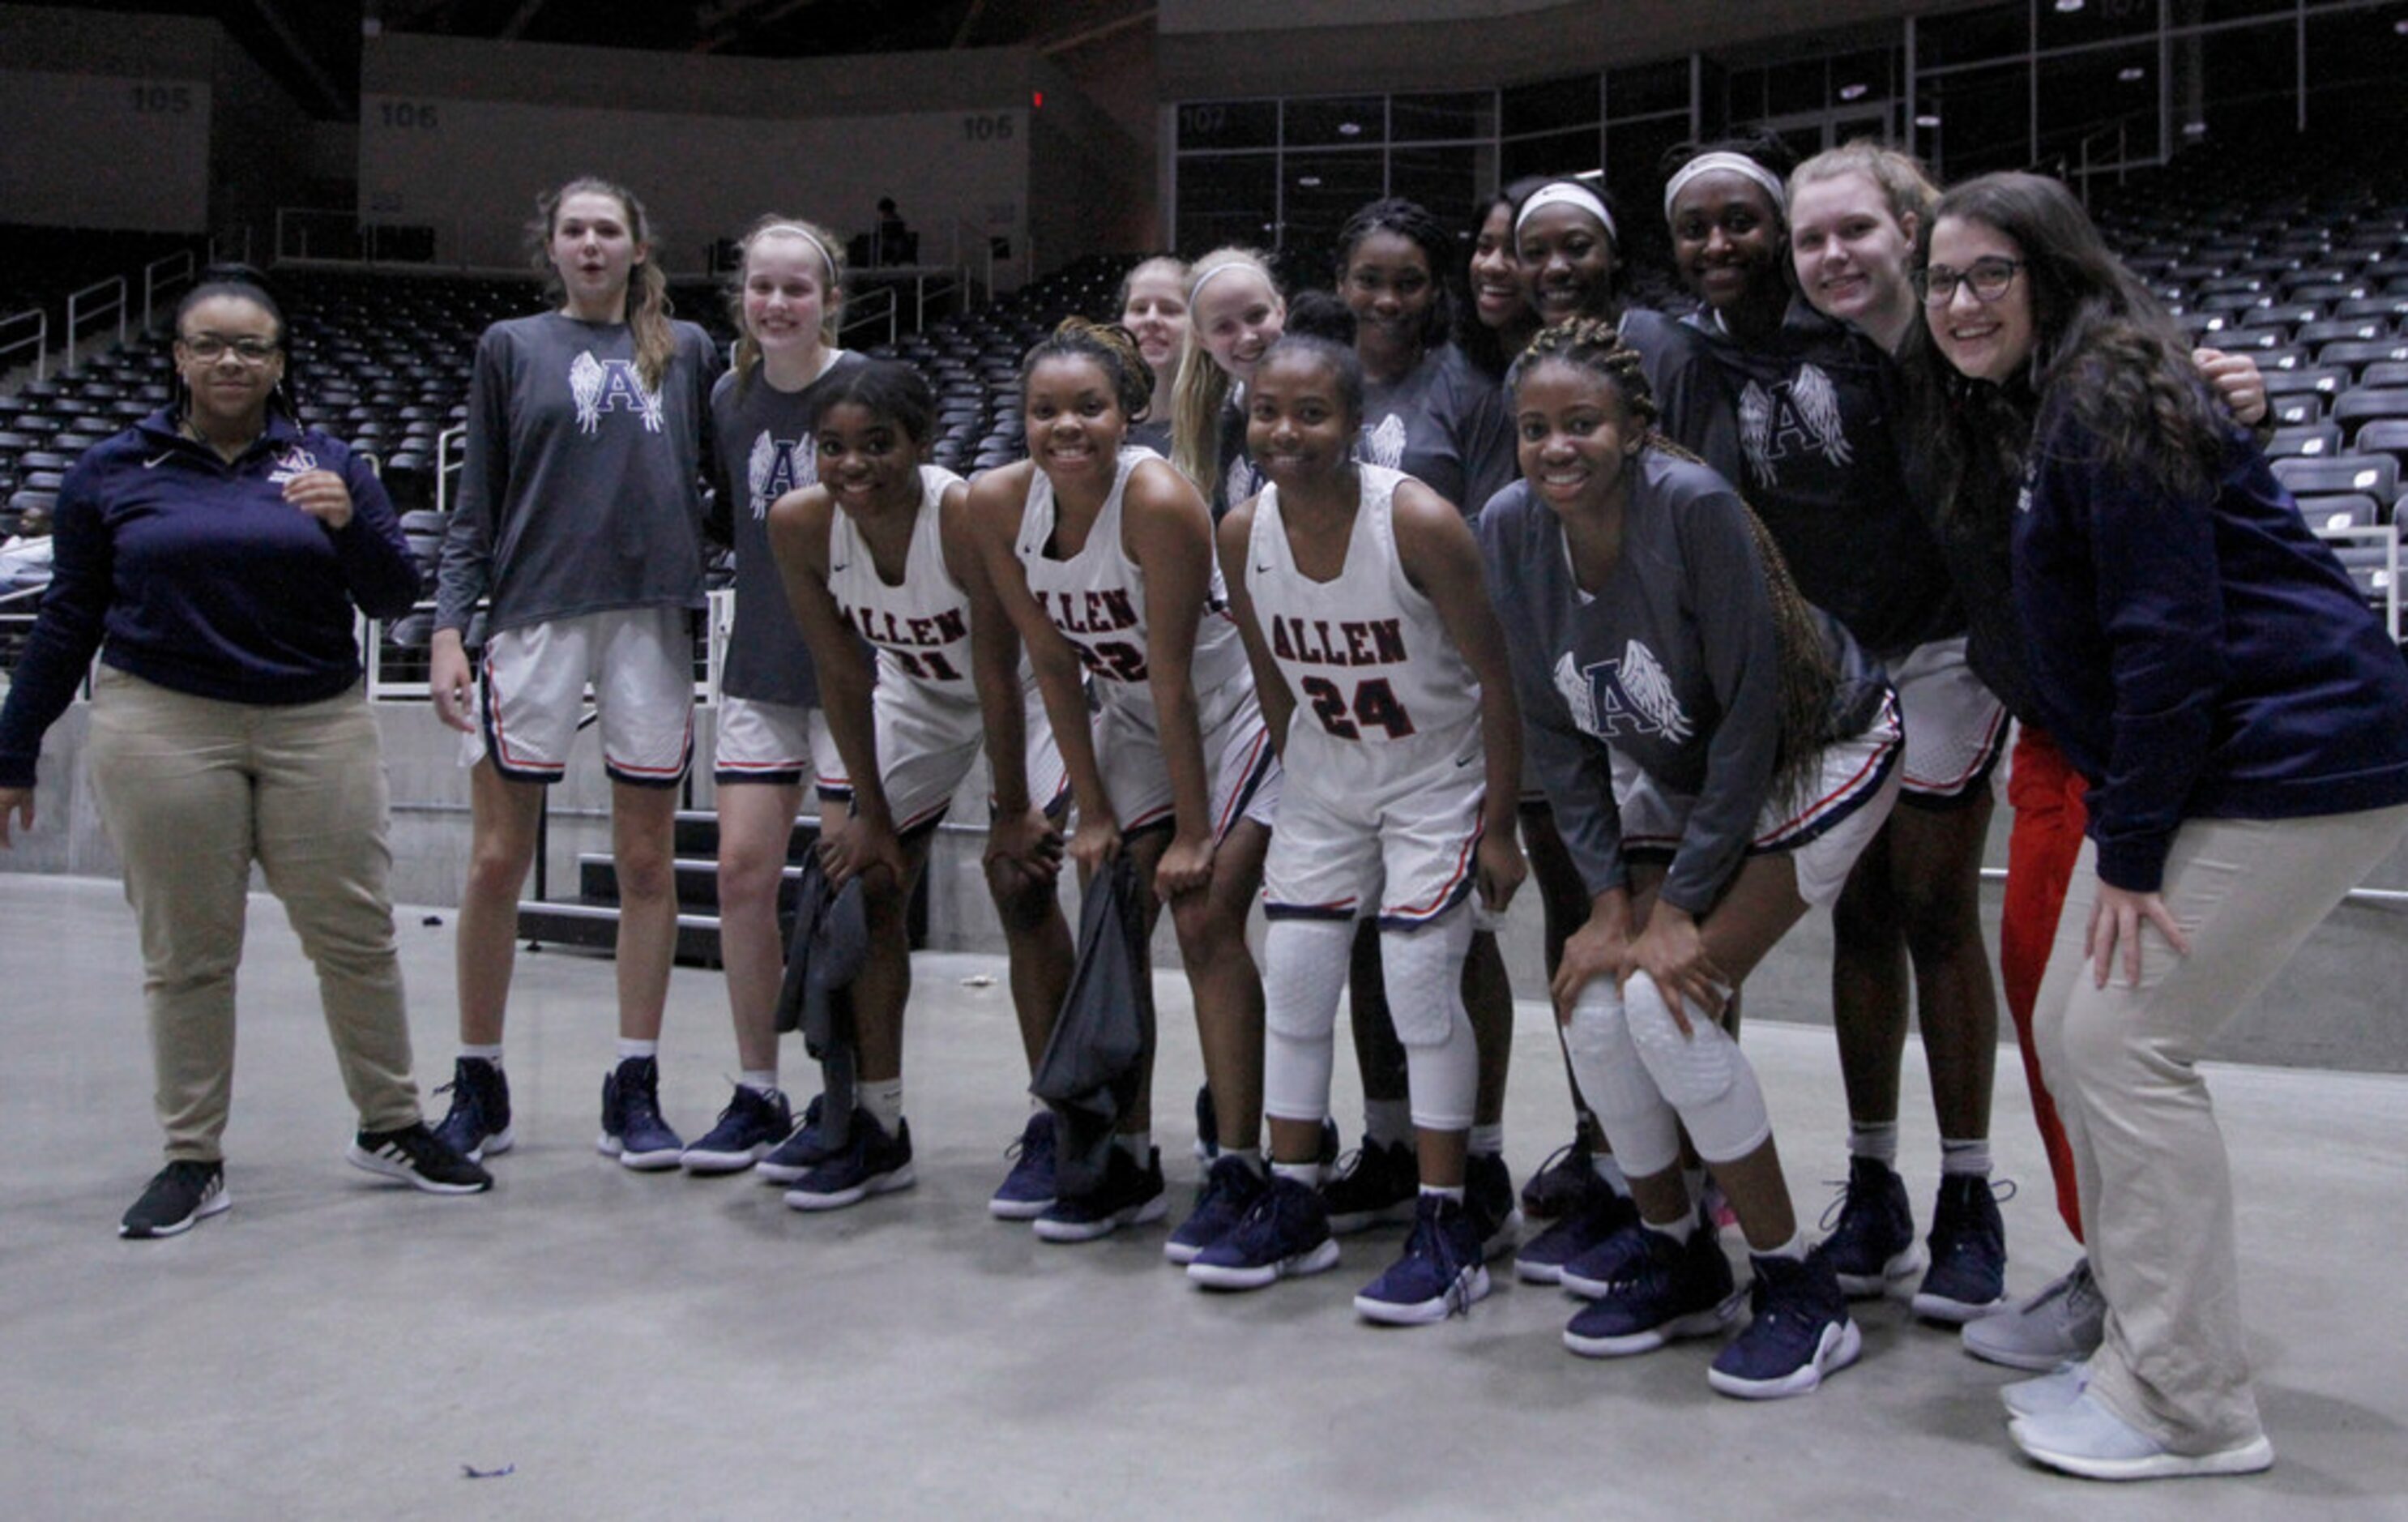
[
  {"x1": 875, "y1": 196, "x2": 916, "y2": 267},
  {"x1": 1, "y1": 502, "x2": 52, "y2": 590},
  {"x1": 0, "y1": 264, "x2": 491, "y2": 1240}
]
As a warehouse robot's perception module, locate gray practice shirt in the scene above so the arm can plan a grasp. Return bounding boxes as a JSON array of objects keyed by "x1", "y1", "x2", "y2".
[
  {"x1": 437, "y1": 312, "x2": 720, "y2": 636},
  {"x1": 1356, "y1": 341, "x2": 1517, "y2": 517},
  {"x1": 1479, "y1": 451, "x2": 1885, "y2": 915},
  {"x1": 710, "y1": 351, "x2": 866, "y2": 708}
]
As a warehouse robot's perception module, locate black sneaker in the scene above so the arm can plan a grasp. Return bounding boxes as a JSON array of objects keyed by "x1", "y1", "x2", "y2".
[
  {"x1": 1466, "y1": 1151, "x2": 1523, "y2": 1261},
  {"x1": 1517, "y1": 1186, "x2": 1642, "y2": 1285},
  {"x1": 783, "y1": 1114, "x2": 916, "y2": 1212},
  {"x1": 681, "y1": 1084, "x2": 792, "y2": 1174},
  {"x1": 1911, "y1": 1174, "x2": 2011, "y2": 1323},
  {"x1": 1034, "y1": 1144, "x2": 1168, "y2": 1243},
  {"x1": 430, "y1": 1056, "x2": 514, "y2": 1163},
  {"x1": 598, "y1": 1055, "x2": 684, "y2": 1171},
  {"x1": 1193, "y1": 1083, "x2": 1218, "y2": 1163},
  {"x1": 348, "y1": 1122, "x2": 494, "y2": 1195},
  {"x1": 1166, "y1": 1154, "x2": 1268, "y2": 1265},
  {"x1": 1708, "y1": 1251, "x2": 1862, "y2": 1400},
  {"x1": 1809, "y1": 1156, "x2": 1923, "y2": 1297},
  {"x1": 1320, "y1": 1135, "x2": 1418, "y2": 1233},
  {"x1": 120, "y1": 1160, "x2": 230, "y2": 1238},
  {"x1": 1520, "y1": 1134, "x2": 1607, "y2": 1223},
  {"x1": 1562, "y1": 1224, "x2": 1742, "y2": 1357},
  {"x1": 754, "y1": 1094, "x2": 837, "y2": 1184}
]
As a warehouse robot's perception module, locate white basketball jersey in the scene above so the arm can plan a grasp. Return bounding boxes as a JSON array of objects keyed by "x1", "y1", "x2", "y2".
[
  {"x1": 827, "y1": 464, "x2": 976, "y2": 699},
  {"x1": 1245, "y1": 463, "x2": 1479, "y2": 751},
  {"x1": 1016, "y1": 447, "x2": 1253, "y2": 732}
]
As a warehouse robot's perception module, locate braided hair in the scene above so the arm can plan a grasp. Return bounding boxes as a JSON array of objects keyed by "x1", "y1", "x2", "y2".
[
  {"x1": 1020, "y1": 316, "x2": 1152, "y2": 425},
  {"x1": 1514, "y1": 319, "x2": 1840, "y2": 809}
]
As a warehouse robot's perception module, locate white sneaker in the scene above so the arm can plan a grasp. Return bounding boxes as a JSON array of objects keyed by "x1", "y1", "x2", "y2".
[
  {"x1": 2010, "y1": 1391, "x2": 2273, "y2": 1481},
  {"x1": 2000, "y1": 1360, "x2": 2090, "y2": 1421},
  {"x1": 1963, "y1": 1257, "x2": 2105, "y2": 1371}
]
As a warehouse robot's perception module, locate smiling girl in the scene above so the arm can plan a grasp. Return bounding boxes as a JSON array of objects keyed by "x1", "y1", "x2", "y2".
[{"x1": 1168, "y1": 246, "x2": 1287, "y2": 515}]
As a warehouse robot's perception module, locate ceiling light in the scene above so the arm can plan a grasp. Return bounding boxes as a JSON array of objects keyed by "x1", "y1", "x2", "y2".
[
  {"x1": 1914, "y1": 113, "x2": 1941, "y2": 128},
  {"x1": 1838, "y1": 83, "x2": 1868, "y2": 102},
  {"x1": 1297, "y1": 176, "x2": 1323, "y2": 187},
  {"x1": 2118, "y1": 67, "x2": 2145, "y2": 82},
  {"x1": 1337, "y1": 122, "x2": 1362, "y2": 137}
]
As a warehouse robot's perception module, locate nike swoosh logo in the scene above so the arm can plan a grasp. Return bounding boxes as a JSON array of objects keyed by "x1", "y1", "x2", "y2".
[
  {"x1": 1254, "y1": 562, "x2": 1274, "y2": 574},
  {"x1": 145, "y1": 453, "x2": 175, "y2": 469},
  {"x1": 830, "y1": 562, "x2": 849, "y2": 574}
]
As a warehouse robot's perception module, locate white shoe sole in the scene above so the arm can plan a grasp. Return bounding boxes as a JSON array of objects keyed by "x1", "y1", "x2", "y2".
[
  {"x1": 784, "y1": 1164, "x2": 916, "y2": 1212},
  {"x1": 988, "y1": 1194, "x2": 1055, "y2": 1221},
  {"x1": 1833, "y1": 1244, "x2": 1926, "y2": 1298},
  {"x1": 1914, "y1": 1286, "x2": 2010, "y2": 1323},
  {"x1": 1033, "y1": 1192, "x2": 1169, "y2": 1243},
  {"x1": 1963, "y1": 1310, "x2": 2104, "y2": 1371},
  {"x1": 2010, "y1": 1422, "x2": 2273, "y2": 1481},
  {"x1": 1563, "y1": 1291, "x2": 1744, "y2": 1357},
  {"x1": 458, "y1": 1126, "x2": 514, "y2": 1164},
  {"x1": 597, "y1": 1133, "x2": 685, "y2": 1172},
  {"x1": 344, "y1": 1144, "x2": 490, "y2": 1195},
  {"x1": 1708, "y1": 1317, "x2": 1863, "y2": 1400},
  {"x1": 680, "y1": 1145, "x2": 771, "y2": 1174},
  {"x1": 1189, "y1": 1238, "x2": 1341, "y2": 1290},
  {"x1": 1354, "y1": 1264, "x2": 1491, "y2": 1325}
]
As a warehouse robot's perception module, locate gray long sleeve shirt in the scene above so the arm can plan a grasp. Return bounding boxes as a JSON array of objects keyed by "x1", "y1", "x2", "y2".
[
  {"x1": 436, "y1": 313, "x2": 719, "y2": 636},
  {"x1": 1480, "y1": 451, "x2": 1885, "y2": 915}
]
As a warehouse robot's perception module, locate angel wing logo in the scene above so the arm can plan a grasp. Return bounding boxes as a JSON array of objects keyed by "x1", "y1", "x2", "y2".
[
  {"x1": 1363, "y1": 412, "x2": 1408, "y2": 470},
  {"x1": 1555, "y1": 640, "x2": 1691, "y2": 742},
  {"x1": 570, "y1": 351, "x2": 605, "y2": 435},
  {"x1": 1791, "y1": 363, "x2": 1854, "y2": 468},
  {"x1": 1738, "y1": 380, "x2": 1776, "y2": 490},
  {"x1": 1615, "y1": 639, "x2": 1692, "y2": 742},
  {"x1": 1553, "y1": 651, "x2": 1599, "y2": 736},
  {"x1": 747, "y1": 431, "x2": 778, "y2": 519}
]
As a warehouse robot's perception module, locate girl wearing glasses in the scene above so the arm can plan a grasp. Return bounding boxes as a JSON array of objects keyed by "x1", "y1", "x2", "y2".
[
  {"x1": 1920, "y1": 169, "x2": 2408, "y2": 1482},
  {"x1": 0, "y1": 265, "x2": 490, "y2": 1237}
]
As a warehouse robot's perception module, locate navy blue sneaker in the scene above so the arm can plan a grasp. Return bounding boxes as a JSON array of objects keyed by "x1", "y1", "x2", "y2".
[
  {"x1": 1562, "y1": 1223, "x2": 1740, "y2": 1357},
  {"x1": 1035, "y1": 1144, "x2": 1168, "y2": 1243},
  {"x1": 1709, "y1": 1251, "x2": 1862, "y2": 1399},
  {"x1": 753, "y1": 1094, "x2": 836, "y2": 1184},
  {"x1": 1811, "y1": 1156, "x2": 1923, "y2": 1297},
  {"x1": 430, "y1": 1056, "x2": 513, "y2": 1164},
  {"x1": 1520, "y1": 1134, "x2": 1607, "y2": 1223},
  {"x1": 988, "y1": 1110, "x2": 1058, "y2": 1221},
  {"x1": 1911, "y1": 1174, "x2": 2010, "y2": 1323},
  {"x1": 680, "y1": 1085, "x2": 792, "y2": 1174},
  {"x1": 1193, "y1": 1083, "x2": 1218, "y2": 1163},
  {"x1": 783, "y1": 1114, "x2": 916, "y2": 1211},
  {"x1": 1353, "y1": 1193, "x2": 1491, "y2": 1324},
  {"x1": 1188, "y1": 1173, "x2": 1341, "y2": 1290},
  {"x1": 1517, "y1": 1185, "x2": 1641, "y2": 1285},
  {"x1": 598, "y1": 1056, "x2": 684, "y2": 1171},
  {"x1": 1466, "y1": 1151, "x2": 1523, "y2": 1261},
  {"x1": 1320, "y1": 1136, "x2": 1418, "y2": 1233},
  {"x1": 1167, "y1": 1154, "x2": 1269, "y2": 1265}
]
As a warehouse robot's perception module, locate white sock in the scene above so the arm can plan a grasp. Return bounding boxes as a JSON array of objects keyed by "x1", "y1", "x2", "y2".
[
  {"x1": 1755, "y1": 1229, "x2": 1808, "y2": 1263},
  {"x1": 1422, "y1": 1183, "x2": 1466, "y2": 1203},
  {"x1": 616, "y1": 1038, "x2": 659, "y2": 1062},
  {"x1": 1272, "y1": 1160, "x2": 1322, "y2": 1186},
  {"x1": 1848, "y1": 1120, "x2": 1899, "y2": 1168},
  {"x1": 860, "y1": 1079, "x2": 903, "y2": 1133},
  {"x1": 1940, "y1": 1137, "x2": 1993, "y2": 1177},
  {"x1": 460, "y1": 1043, "x2": 502, "y2": 1067},
  {"x1": 1364, "y1": 1098, "x2": 1413, "y2": 1148},
  {"x1": 1469, "y1": 1122, "x2": 1505, "y2": 1157},
  {"x1": 1223, "y1": 1147, "x2": 1265, "y2": 1175},
  {"x1": 740, "y1": 1069, "x2": 779, "y2": 1097},
  {"x1": 1644, "y1": 1212, "x2": 1695, "y2": 1245}
]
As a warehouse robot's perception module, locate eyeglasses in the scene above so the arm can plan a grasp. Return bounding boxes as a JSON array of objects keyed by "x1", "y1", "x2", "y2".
[
  {"x1": 179, "y1": 334, "x2": 280, "y2": 364},
  {"x1": 1914, "y1": 257, "x2": 2024, "y2": 306}
]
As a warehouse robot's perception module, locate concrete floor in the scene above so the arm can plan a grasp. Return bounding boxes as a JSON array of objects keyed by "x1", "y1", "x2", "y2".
[{"x1": 2, "y1": 872, "x2": 2404, "y2": 1520}]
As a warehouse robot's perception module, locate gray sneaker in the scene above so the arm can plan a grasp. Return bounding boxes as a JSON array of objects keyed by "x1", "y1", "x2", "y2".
[{"x1": 1962, "y1": 1258, "x2": 2105, "y2": 1371}]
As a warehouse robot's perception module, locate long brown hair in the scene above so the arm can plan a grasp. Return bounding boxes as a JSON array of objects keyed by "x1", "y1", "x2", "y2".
[
  {"x1": 1514, "y1": 318, "x2": 1842, "y2": 806},
  {"x1": 724, "y1": 213, "x2": 846, "y2": 398},
  {"x1": 530, "y1": 176, "x2": 676, "y2": 392}
]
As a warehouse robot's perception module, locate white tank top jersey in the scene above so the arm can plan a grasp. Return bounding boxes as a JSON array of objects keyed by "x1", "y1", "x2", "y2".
[
  {"x1": 826, "y1": 464, "x2": 977, "y2": 700},
  {"x1": 1245, "y1": 463, "x2": 1479, "y2": 752},
  {"x1": 1016, "y1": 447, "x2": 1254, "y2": 732}
]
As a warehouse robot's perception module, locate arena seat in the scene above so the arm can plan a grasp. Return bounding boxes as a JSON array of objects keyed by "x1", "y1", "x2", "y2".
[
  {"x1": 2275, "y1": 455, "x2": 2401, "y2": 498},
  {"x1": 2269, "y1": 422, "x2": 2345, "y2": 458}
]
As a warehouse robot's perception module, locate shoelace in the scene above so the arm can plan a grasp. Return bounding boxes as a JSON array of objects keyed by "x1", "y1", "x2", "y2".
[
  {"x1": 1816, "y1": 1169, "x2": 1883, "y2": 1233},
  {"x1": 1403, "y1": 1203, "x2": 1482, "y2": 1319}
]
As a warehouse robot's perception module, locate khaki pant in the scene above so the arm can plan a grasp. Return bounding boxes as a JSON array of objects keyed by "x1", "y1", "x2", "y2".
[
  {"x1": 87, "y1": 668, "x2": 421, "y2": 1161},
  {"x1": 2034, "y1": 804, "x2": 2408, "y2": 1452}
]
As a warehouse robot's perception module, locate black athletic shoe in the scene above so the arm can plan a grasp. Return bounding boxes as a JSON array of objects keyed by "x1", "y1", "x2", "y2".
[
  {"x1": 430, "y1": 1056, "x2": 514, "y2": 1163},
  {"x1": 120, "y1": 1160, "x2": 230, "y2": 1239},
  {"x1": 348, "y1": 1122, "x2": 494, "y2": 1195}
]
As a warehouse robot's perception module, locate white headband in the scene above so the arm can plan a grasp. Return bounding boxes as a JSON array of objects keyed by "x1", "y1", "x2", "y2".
[
  {"x1": 1663, "y1": 153, "x2": 1789, "y2": 223},
  {"x1": 755, "y1": 223, "x2": 840, "y2": 286},
  {"x1": 1188, "y1": 259, "x2": 1270, "y2": 308},
  {"x1": 1514, "y1": 182, "x2": 1618, "y2": 245}
]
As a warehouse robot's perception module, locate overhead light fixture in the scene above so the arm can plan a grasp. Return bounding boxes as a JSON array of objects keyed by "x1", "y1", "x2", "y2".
[
  {"x1": 1914, "y1": 113, "x2": 1941, "y2": 128},
  {"x1": 2055, "y1": 0, "x2": 2085, "y2": 12},
  {"x1": 1337, "y1": 122, "x2": 1362, "y2": 137},
  {"x1": 1297, "y1": 175, "x2": 1323, "y2": 187},
  {"x1": 2183, "y1": 120, "x2": 2209, "y2": 135},
  {"x1": 1838, "y1": 83, "x2": 1868, "y2": 102},
  {"x1": 2118, "y1": 66, "x2": 2145, "y2": 82}
]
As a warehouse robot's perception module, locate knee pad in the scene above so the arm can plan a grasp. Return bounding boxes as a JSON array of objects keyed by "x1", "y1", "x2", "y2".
[
  {"x1": 1624, "y1": 973, "x2": 1771, "y2": 1165},
  {"x1": 1561, "y1": 982, "x2": 1681, "y2": 1178},
  {"x1": 1379, "y1": 908, "x2": 1473, "y2": 1049},
  {"x1": 1262, "y1": 917, "x2": 1351, "y2": 1123},
  {"x1": 1403, "y1": 999, "x2": 1478, "y2": 1134}
]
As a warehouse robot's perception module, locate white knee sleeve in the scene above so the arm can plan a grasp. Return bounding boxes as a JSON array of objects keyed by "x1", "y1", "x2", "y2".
[
  {"x1": 1623, "y1": 972, "x2": 1772, "y2": 1165},
  {"x1": 1561, "y1": 981, "x2": 1681, "y2": 1178},
  {"x1": 1262, "y1": 917, "x2": 1352, "y2": 1124},
  {"x1": 1386, "y1": 910, "x2": 1476, "y2": 1131}
]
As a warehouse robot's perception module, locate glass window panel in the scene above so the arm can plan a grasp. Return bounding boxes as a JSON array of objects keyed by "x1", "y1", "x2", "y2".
[
  {"x1": 1765, "y1": 57, "x2": 1827, "y2": 116},
  {"x1": 2039, "y1": 0, "x2": 2160, "y2": 49},
  {"x1": 1280, "y1": 150, "x2": 1390, "y2": 254},
  {"x1": 1286, "y1": 96, "x2": 1388, "y2": 148},
  {"x1": 1918, "y1": 2, "x2": 2027, "y2": 67},
  {"x1": 1389, "y1": 145, "x2": 1486, "y2": 229},
  {"x1": 1604, "y1": 115, "x2": 1693, "y2": 278},
  {"x1": 2169, "y1": 20, "x2": 2293, "y2": 143},
  {"x1": 1724, "y1": 66, "x2": 1768, "y2": 125},
  {"x1": 1919, "y1": 60, "x2": 2031, "y2": 180},
  {"x1": 2306, "y1": 4, "x2": 2408, "y2": 135},
  {"x1": 1831, "y1": 48, "x2": 1898, "y2": 105},
  {"x1": 1607, "y1": 58, "x2": 1692, "y2": 119},
  {"x1": 1502, "y1": 74, "x2": 1600, "y2": 136},
  {"x1": 1502, "y1": 126, "x2": 1604, "y2": 186},
  {"x1": 2038, "y1": 41, "x2": 2162, "y2": 167},
  {"x1": 2171, "y1": 0, "x2": 2297, "y2": 19},
  {"x1": 1175, "y1": 153, "x2": 1279, "y2": 258},
  {"x1": 1175, "y1": 99, "x2": 1278, "y2": 152},
  {"x1": 1393, "y1": 92, "x2": 1494, "y2": 143}
]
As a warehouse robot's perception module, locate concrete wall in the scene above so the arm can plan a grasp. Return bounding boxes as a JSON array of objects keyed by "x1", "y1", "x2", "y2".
[
  {"x1": 7, "y1": 698, "x2": 2405, "y2": 1074},
  {"x1": 0, "y1": 6, "x2": 216, "y2": 232}
]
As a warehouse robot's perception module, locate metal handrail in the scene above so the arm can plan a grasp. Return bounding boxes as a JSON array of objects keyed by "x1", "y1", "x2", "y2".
[
  {"x1": 2313, "y1": 519, "x2": 2402, "y2": 640},
  {"x1": 434, "y1": 424, "x2": 468, "y2": 515},
  {"x1": 64, "y1": 276, "x2": 126, "y2": 369},
  {"x1": 141, "y1": 251, "x2": 195, "y2": 331},
  {"x1": 840, "y1": 287, "x2": 899, "y2": 348},
  {"x1": 0, "y1": 308, "x2": 47, "y2": 383}
]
